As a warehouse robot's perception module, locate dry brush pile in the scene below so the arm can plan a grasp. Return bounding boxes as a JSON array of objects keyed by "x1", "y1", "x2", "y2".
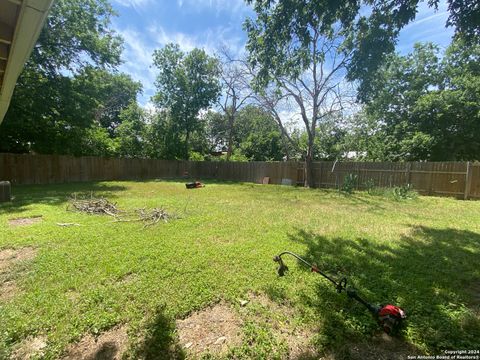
[{"x1": 67, "y1": 193, "x2": 172, "y2": 228}]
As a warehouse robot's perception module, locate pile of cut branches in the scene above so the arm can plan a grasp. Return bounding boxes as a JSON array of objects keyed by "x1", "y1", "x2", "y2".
[
  {"x1": 68, "y1": 194, "x2": 119, "y2": 216},
  {"x1": 67, "y1": 193, "x2": 172, "y2": 228},
  {"x1": 113, "y1": 207, "x2": 171, "y2": 228}
]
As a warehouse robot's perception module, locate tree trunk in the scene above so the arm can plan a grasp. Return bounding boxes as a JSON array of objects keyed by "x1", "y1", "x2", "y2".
[
  {"x1": 304, "y1": 139, "x2": 315, "y2": 188},
  {"x1": 226, "y1": 113, "x2": 235, "y2": 161},
  {"x1": 185, "y1": 129, "x2": 190, "y2": 160},
  {"x1": 280, "y1": 132, "x2": 290, "y2": 161}
]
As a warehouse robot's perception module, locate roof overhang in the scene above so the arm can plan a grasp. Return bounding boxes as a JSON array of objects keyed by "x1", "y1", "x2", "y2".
[{"x1": 0, "y1": 0, "x2": 54, "y2": 124}]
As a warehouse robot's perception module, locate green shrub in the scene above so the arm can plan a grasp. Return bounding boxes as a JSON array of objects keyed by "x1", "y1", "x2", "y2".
[
  {"x1": 189, "y1": 151, "x2": 205, "y2": 161},
  {"x1": 340, "y1": 173, "x2": 358, "y2": 194},
  {"x1": 392, "y1": 184, "x2": 417, "y2": 200},
  {"x1": 364, "y1": 178, "x2": 376, "y2": 194}
]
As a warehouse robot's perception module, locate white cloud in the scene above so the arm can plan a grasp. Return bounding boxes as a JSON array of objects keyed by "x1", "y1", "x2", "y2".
[
  {"x1": 114, "y1": 26, "x2": 157, "y2": 104},
  {"x1": 278, "y1": 109, "x2": 303, "y2": 131},
  {"x1": 112, "y1": 0, "x2": 151, "y2": 11},
  {"x1": 403, "y1": 11, "x2": 448, "y2": 31},
  {"x1": 147, "y1": 24, "x2": 245, "y2": 56},
  {"x1": 114, "y1": 23, "x2": 246, "y2": 106},
  {"x1": 149, "y1": 25, "x2": 198, "y2": 52},
  {"x1": 141, "y1": 101, "x2": 158, "y2": 117},
  {"x1": 177, "y1": 0, "x2": 248, "y2": 15}
]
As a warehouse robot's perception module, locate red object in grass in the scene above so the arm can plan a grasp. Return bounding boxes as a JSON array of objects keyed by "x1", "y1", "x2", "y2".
[
  {"x1": 378, "y1": 304, "x2": 406, "y2": 319},
  {"x1": 378, "y1": 304, "x2": 406, "y2": 334},
  {"x1": 185, "y1": 181, "x2": 204, "y2": 189}
]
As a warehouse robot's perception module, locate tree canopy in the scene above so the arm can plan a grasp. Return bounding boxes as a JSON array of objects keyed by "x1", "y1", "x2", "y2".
[
  {"x1": 152, "y1": 44, "x2": 221, "y2": 159},
  {"x1": 245, "y1": 2, "x2": 352, "y2": 186},
  {"x1": 0, "y1": 0, "x2": 139, "y2": 156},
  {"x1": 245, "y1": 0, "x2": 480, "y2": 100},
  {"x1": 354, "y1": 39, "x2": 480, "y2": 161}
]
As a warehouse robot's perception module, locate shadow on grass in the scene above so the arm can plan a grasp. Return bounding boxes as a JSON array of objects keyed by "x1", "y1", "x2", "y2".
[
  {"x1": 129, "y1": 305, "x2": 185, "y2": 360},
  {"x1": 0, "y1": 182, "x2": 128, "y2": 215},
  {"x1": 283, "y1": 226, "x2": 480, "y2": 355},
  {"x1": 90, "y1": 341, "x2": 121, "y2": 360}
]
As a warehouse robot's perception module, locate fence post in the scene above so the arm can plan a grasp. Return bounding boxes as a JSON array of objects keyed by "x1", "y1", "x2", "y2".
[
  {"x1": 428, "y1": 166, "x2": 434, "y2": 195},
  {"x1": 406, "y1": 162, "x2": 411, "y2": 185},
  {"x1": 464, "y1": 161, "x2": 472, "y2": 200}
]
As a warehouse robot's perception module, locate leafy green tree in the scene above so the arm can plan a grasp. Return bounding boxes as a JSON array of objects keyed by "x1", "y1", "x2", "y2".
[
  {"x1": 412, "y1": 40, "x2": 480, "y2": 160},
  {"x1": 152, "y1": 44, "x2": 220, "y2": 159},
  {"x1": 115, "y1": 103, "x2": 147, "y2": 158},
  {"x1": 80, "y1": 126, "x2": 118, "y2": 157},
  {"x1": 143, "y1": 109, "x2": 210, "y2": 160},
  {"x1": 245, "y1": 5, "x2": 351, "y2": 186},
  {"x1": 245, "y1": 0, "x2": 480, "y2": 100},
  {"x1": 143, "y1": 110, "x2": 179, "y2": 159},
  {"x1": 0, "y1": 69, "x2": 141, "y2": 155},
  {"x1": 206, "y1": 105, "x2": 286, "y2": 161},
  {"x1": 73, "y1": 67, "x2": 142, "y2": 135},
  {"x1": 311, "y1": 116, "x2": 349, "y2": 161},
  {"x1": 32, "y1": 0, "x2": 122, "y2": 75},
  {"x1": 359, "y1": 40, "x2": 480, "y2": 161},
  {"x1": 0, "y1": 0, "x2": 130, "y2": 155},
  {"x1": 235, "y1": 105, "x2": 285, "y2": 161},
  {"x1": 205, "y1": 110, "x2": 229, "y2": 152}
]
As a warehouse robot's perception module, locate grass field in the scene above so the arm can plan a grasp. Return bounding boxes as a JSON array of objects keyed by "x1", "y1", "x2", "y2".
[{"x1": 1, "y1": 180, "x2": 479, "y2": 359}]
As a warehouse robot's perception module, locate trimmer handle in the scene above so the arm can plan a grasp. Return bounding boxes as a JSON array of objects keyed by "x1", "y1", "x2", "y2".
[{"x1": 347, "y1": 288, "x2": 380, "y2": 314}]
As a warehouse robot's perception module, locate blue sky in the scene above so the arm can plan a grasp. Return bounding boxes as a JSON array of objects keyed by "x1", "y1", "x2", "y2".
[{"x1": 110, "y1": 0, "x2": 454, "y2": 107}]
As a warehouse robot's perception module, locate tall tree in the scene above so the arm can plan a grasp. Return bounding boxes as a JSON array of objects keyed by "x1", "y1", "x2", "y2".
[
  {"x1": 235, "y1": 105, "x2": 286, "y2": 161},
  {"x1": 74, "y1": 67, "x2": 142, "y2": 135},
  {"x1": 359, "y1": 39, "x2": 480, "y2": 161},
  {"x1": 152, "y1": 44, "x2": 220, "y2": 159},
  {"x1": 217, "y1": 49, "x2": 253, "y2": 160},
  {"x1": 245, "y1": 0, "x2": 480, "y2": 100},
  {"x1": 246, "y1": 6, "x2": 352, "y2": 186},
  {"x1": 31, "y1": 0, "x2": 122, "y2": 75},
  {"x1": 250, "y1": 85, "x2": 300, "y2": 161},
  {"x1": 0, "y1": 0, "x2": 127, "y2": 155},
  {"x1": 115, "y1": 102, "x2": 147, "y2": 158}
]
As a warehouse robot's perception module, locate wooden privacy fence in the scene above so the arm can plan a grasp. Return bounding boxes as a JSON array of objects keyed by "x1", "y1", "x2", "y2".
[
  {"x1": 0, "y1": 153, "x2": 479, "y2": 199},
  {"x1": 301, "y1": 161, "x2": 480, "y2": 199}
]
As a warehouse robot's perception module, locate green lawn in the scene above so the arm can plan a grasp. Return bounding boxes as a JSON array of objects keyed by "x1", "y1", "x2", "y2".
[{"x1": 1, "y1": 180, "x2": 479, "y2": 359}]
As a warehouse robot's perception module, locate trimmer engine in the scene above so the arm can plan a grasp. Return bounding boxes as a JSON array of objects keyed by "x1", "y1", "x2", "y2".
[{"x1": 377, "y1": 304, "x2": 407, "y2": 334}]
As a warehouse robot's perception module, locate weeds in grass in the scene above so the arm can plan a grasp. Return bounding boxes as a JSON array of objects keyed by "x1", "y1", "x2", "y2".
[
  {"x1": 340, "y1": 173, "x2": 358, "y2": 194},
  {"x1": 362, "y1": 181, "x2": 418, "y2": 201},
  {"x1": 364, "y1": 178, "x2": 376, "y2": 195},
  {"x1": 392, "y1": 184, "x2": 417, "y2": 201}
]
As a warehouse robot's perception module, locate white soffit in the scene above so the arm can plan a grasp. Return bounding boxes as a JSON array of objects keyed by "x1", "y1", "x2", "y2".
[{"x1": 0, "y1": 0, "x2": 54, "y2": 124}]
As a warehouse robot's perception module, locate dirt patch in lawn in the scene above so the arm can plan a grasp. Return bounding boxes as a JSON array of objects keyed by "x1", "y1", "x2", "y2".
[
  {"x1": 11, "y1": 335, "x2": 48, "y2": 360},
  {"x1": 176, "y1": 301, "x2": 242, "y2": 357},
  {"x1": 8, "y1": 216, "x2": 43, "y2": 227},
  {"x1": 246, "y1": 292, "x2": 318, "y2": 359},
  {"x1": 0, "y1": 247, "x2": 37, "y2": 272},
  {"x1": 0, "y1": 247, "x2": 37, "y2": 301},
  {"x1": 0, "y1": 280, "x2": 18, "y2": 301},
  {"x1": 116, "y1": 272, "x2": 137, "y2": 285},
  {"x1": 62, "y1": 325, "x2": 128, "y2": 360}
]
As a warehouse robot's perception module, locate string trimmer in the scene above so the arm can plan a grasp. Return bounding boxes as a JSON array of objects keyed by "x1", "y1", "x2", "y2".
[{"x1": 273, "y1": 251, "x2": 406, "y2": 334}]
